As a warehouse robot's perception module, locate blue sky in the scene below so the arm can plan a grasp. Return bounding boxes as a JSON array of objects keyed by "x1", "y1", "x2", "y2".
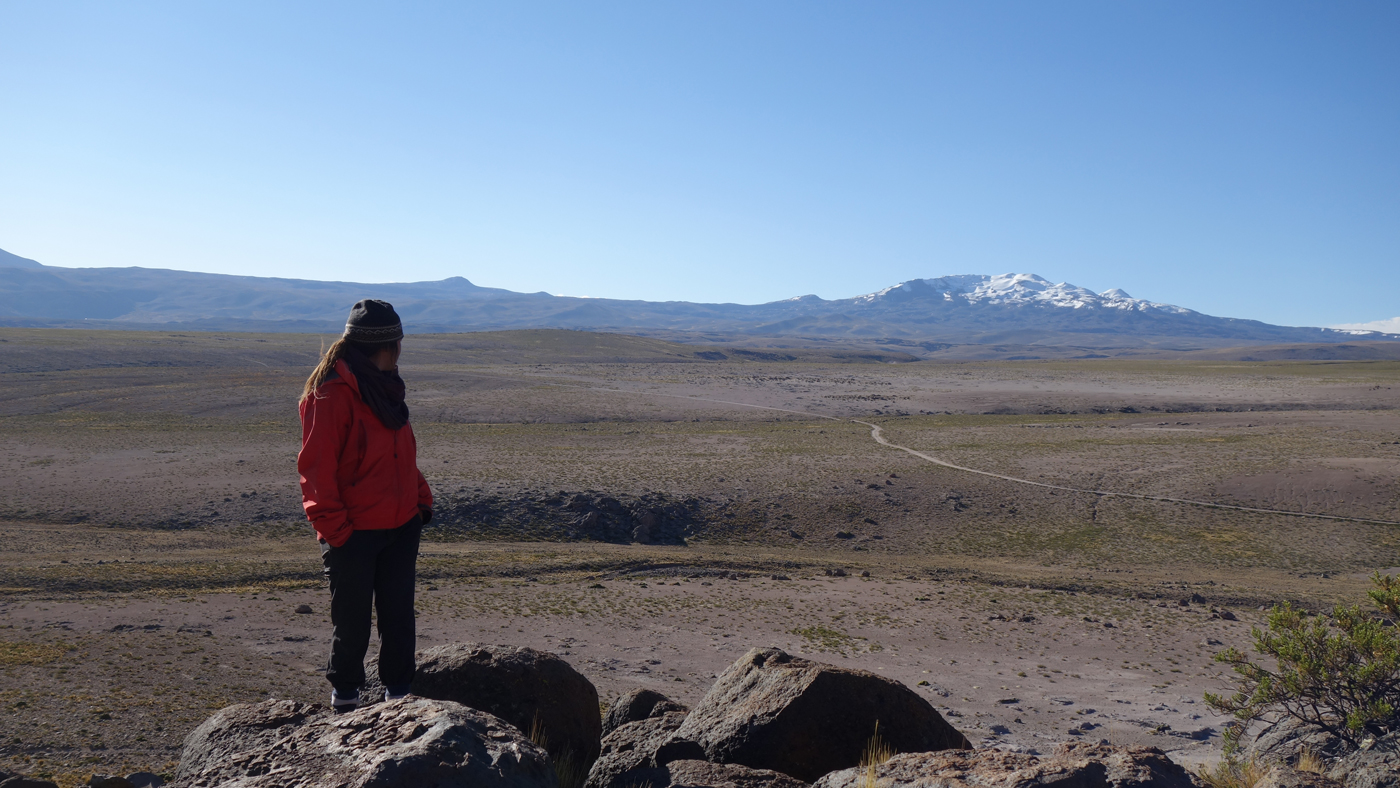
[{"x1": 2, "y1": 2, "x2": 1396, "y2": 328}]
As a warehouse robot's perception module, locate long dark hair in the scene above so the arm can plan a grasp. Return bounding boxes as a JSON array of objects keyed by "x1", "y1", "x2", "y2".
[{"x1": 300, "y1": 337, "x2": 399, "y2": 403}]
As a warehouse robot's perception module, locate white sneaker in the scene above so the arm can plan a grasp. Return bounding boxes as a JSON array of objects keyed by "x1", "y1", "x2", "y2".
[
  {"x1": 385, "y1": 690, "x2": 411, "y2": 701},
  {"x1": 331, "y1": 688, "x2": 360, "y2": 711}
]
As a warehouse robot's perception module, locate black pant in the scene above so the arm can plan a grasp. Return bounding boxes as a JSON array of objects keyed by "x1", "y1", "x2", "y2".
[{"x1": 321, "y1": 515, "x2": 421, "y2": 694}]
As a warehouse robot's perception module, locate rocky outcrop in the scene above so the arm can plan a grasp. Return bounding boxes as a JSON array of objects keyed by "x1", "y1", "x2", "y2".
[
  {"x1": 668, "y1": 647, "x2": 970, "y2": 782},
  {"x1": 431, "y1": 490, "x2": 715, "y2": 545},
  {"x1": 602, "y1": 689, "x2": 688, "y2": 736},
  {"x1": 585, "y1": 712, "x2": 689, "y2": 788},
  {"x1": 172, "y1": 697, "x2": 557, "y2": 788},
  {"x1": 811, "y1": 743, "x2": 1199, "y2": 788},
  {"x1": 398, "y1": 643, "x2": 603, "y2": 770}
]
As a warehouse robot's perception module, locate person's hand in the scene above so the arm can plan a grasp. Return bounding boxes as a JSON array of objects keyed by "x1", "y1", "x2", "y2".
[{"x1": 419, "y1": 505, "x2": 433, "y2": 525}]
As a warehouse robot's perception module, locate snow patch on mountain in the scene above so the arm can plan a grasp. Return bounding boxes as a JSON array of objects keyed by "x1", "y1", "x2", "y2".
[
  {"x1": 851, "y1": 273, "x2": 1193, "y2": 314},
  {"x1": 1330, "y1": 316, "x2": 1400, "y2": 334}
]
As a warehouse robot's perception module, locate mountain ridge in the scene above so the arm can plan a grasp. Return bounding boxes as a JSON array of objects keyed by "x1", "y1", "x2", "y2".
[{"x1": 2, "y1": 247, "x2": 1396, "y2": 348}]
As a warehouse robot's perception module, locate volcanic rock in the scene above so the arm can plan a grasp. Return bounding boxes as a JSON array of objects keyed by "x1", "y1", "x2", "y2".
[
  {"x1": 811, "y1": 743, "x2": 1198, "y2": 788},
  {"x1": 173, "y1": 698, "x2": 556, "y2": 787},
  {"x1": 669, "y1": 647, "x2": 970, "y2": 782},
  {"x1": 585, "y1": 712, "x2": 689, "y2": 788},
  {"x1": 390, "y1": 643, "x2": 602, "y2": 770},
  {"x1": 602, "y1": 689, "x2": 688, "y2": 736}
]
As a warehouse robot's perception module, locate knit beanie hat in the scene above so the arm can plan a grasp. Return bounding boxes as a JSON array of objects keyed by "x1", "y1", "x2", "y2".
[{"x1": 343, "y1": 299, "x2": 404, "y2": 343}]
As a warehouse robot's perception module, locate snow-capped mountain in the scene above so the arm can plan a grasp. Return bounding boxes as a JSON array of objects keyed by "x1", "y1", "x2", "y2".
[
  {"x1": 850, "y1": 273, "x2": 1192, "y2": 314},
  {"x1": 2, "y1": 248, "x2": 1397, "y2": 348}
]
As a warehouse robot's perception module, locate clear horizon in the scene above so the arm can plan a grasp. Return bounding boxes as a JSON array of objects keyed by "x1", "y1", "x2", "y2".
[{"x1": 2, "y1": 2, "x2": 1396, "y2": 328}]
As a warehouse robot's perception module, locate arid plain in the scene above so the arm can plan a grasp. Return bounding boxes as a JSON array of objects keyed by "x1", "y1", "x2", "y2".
[{"x1": 1, "y1": 328, "x2": 1397, "y2": 786}]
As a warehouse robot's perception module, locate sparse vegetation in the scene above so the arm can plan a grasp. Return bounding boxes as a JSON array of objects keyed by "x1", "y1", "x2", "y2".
[{"x1": 2, "y1": 328, "x2": 1398, "y2": 779}]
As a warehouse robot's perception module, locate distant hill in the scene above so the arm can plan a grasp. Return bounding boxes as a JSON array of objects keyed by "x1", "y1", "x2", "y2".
[
  {"x1": 0, "y1": 248, "x2": 42, "y2": 269},
  {"x1": 2, "y1": 247, "x2": 1396, "y2": 351}
]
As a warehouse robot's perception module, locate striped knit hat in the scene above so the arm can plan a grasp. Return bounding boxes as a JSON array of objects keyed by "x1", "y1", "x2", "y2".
[{"x1": 343, "y1": 299, "x2": 403, "y2": 343}]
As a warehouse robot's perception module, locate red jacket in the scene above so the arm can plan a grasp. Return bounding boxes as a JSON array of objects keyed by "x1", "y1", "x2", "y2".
[{"x1": 298, "y1": 359, "x2": 432, "y2": 547}]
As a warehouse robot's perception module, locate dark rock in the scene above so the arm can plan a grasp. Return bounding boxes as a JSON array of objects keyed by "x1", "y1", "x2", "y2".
[
  {"x1": 433, "y1": 489, "x2": 712, "y2": 545},
  {"x1": 669, "y1": 647, "x2": 970, "y2": 782},
  {"x1": 602, "y1": 689, "x2": 687, "y2": 736},
  {"x1": 653, "y1": 737, "x2": 707, "y2": 765},
  {"x1": 585, "y1": 712, "x2": 688, "y2": 788},
  {"x1": 404, "y1": 643, "x2": 603, "y2": 770},
  {"x1": 632, "y1": 509, "x2": 662, "y2": 544},
  {"x1": 294, "y1": 604, "x2": 313, "y2": 614},
  {"x1": 87, "y1": 777, "x2": 134, "y2": 788},
  {"x1": 811, "y1": 742, "x2": 1197, "y2": 788},
  {"x1": 1190, "y1": 593, "x2": 1207, "y2": 604},
  {"x1": 0, "y1": 776, "x2": 61, "y2": 788},
  {"x1": 174, "y1": 698, "x2": 557, "y2": 787}
]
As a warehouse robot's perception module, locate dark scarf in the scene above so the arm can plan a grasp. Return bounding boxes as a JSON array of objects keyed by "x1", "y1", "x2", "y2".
[{"x1": 341, "y1": 344, "x2": 410, "y2": 430}]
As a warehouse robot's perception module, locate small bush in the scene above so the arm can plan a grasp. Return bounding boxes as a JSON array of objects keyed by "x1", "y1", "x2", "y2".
[{"x1": 1205, "y1": 572, "x2": 1400, "y2": 752}]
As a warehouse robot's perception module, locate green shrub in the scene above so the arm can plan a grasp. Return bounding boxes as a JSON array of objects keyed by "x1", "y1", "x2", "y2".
[{"x1": 1205, "y1": 573, "x2": 1400, "y2": 752}]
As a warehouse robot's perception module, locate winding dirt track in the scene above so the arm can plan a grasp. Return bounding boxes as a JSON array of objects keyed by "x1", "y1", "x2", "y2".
[{"x1": 467, "y1": 371, "x2": 1400, "y2": 528}]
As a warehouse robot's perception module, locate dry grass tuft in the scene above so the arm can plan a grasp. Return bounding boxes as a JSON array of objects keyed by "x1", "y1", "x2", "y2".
[
  {"x1": 1296, "y1": 749, "x2": 1325, "y2": 774},
  {"x1": 529, "y1": 713, "x2": 588, "y2": 788},
  {"x1": 858, "y1": 720, "x2": 895, "y2": 788},
  {"x1": 1197, "y1": 757, "x2": 1269, "y2": 788}
]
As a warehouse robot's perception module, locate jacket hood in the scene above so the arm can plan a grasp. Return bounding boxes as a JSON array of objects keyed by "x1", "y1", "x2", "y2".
[{"x1": 333, "y1": 358, "x2": 360, "y2": 397}]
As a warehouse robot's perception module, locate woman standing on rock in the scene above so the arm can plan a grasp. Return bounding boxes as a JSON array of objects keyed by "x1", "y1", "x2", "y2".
[{"x1": 298, "y1": 299, "x2": 432, "y2": 712}]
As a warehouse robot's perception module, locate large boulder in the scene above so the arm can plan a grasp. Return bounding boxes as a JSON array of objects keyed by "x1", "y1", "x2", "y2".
[
  {"x1": 812, "y1": 743, "x2": 1199, "y2": 788},
  {"x1": 585, "y1": 712, "x2": 689, "y2": 788},
  {"x1": 668, "y1": 648, "x2": 970, "y2": 782},
  {"x1": 401, "y1": 643, "x2": 603, "y2": 771},
  {"x1": 602, "y1": 689, "x2": 688, "y2": 736},
  {"x1": 173, "y1": 697, "x2": 557, "y2": 788}
]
